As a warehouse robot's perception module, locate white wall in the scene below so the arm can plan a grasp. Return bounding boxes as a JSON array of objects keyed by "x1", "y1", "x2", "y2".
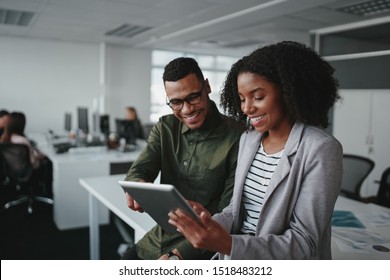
[
  {"x1": 106, "y1": 44, "x2": 151, "y2": 130},
  {"x1": 0, "y1": 36, "x2": 151, "y2": 135}
]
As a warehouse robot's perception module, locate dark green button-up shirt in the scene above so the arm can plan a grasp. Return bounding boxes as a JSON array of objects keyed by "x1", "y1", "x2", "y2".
[{"x1": 125, "y1": 101, "x2": 243, "y2": 259}]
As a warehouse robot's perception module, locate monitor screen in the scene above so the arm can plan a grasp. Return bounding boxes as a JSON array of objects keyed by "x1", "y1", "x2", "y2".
[
  {"x1": 115, "y1": 119, "x2": 136, "y2": 145},
  {"x1": 77, "y1": 107, "x2": 89, "y2": 134},
  {"x1": 100, "y1": 115, "x2": 110, "y2": 135},
  {"x1": 64, "y1": 112, "x2": 72, "y2": 132}
]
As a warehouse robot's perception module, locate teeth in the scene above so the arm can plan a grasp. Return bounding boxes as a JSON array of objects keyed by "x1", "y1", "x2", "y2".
[
  {"x1": 186, "y1": 112, "x2": 199, "y2": 120},
  {"x1": 251, "y1": 115, "x2": 265, "y2": 122}
]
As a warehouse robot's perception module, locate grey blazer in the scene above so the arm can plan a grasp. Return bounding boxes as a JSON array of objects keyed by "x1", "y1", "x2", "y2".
[{"x1": 213, "y1": 122, "x2": 343, "y2": 259}]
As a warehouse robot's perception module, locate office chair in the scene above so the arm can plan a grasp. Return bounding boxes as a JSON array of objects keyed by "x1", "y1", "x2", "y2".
[
  {"x1": 142, "y1": 123, "x2": 155, "y2": 140},
  {"x1": 0, "y1": 143, "x2": 53, "y2": 214},
  {"x1": 363, "y1": 167, "x2": 390, "y2": 208},
  {"x1": 340, "y1": 154, "x2": 375, "y2": 202}
]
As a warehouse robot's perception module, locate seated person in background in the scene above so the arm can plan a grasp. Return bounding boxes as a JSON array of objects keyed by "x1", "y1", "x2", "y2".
[
  {"x1": 168, "y1": 41, "x2": 343, "y2": 259},
  {"x1": 1, "y1": 111, "x2": 53, "y2": 196},
  {"x1": 0, "y1": 109, "x2": 9, "y2": 139},
  {"x1": 1, "y1": 112, "x2": 43, "y2": 169},
  {"x1": 122, "y1": 57, "x2": 244, "y2": 260},
  {"x1": 125, "y1": 106, "x2": 145, "y2": 139}
]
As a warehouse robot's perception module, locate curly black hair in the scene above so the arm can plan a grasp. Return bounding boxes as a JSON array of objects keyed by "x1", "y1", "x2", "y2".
[
  {"x1": 221, "y1": 41, "x2": 340, "y2": 129},
  {"x1": 163, "y1": 57, "x2": 204, "y2": 83}
]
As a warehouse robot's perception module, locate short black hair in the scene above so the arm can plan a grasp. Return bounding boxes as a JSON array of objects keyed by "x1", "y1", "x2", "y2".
[
  {"x1": 0, "y1": 109, "x2": 9, "y2": 118},
  {"x1": 163, "y1": 57, "x2": 204, "y2": 83},
  {"x1": 221, "y1": 41, "x2": 340, "y2": 129}
]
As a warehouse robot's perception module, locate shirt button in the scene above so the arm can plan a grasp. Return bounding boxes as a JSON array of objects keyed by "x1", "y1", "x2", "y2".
[{"x1": 183, "y1": 161, "x2": 188, "y2": 166}]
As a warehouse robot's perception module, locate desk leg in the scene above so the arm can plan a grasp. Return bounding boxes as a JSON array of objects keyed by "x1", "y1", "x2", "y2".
[{"x1": 89, "y1": 193, "x2": 100, "y2": 260}]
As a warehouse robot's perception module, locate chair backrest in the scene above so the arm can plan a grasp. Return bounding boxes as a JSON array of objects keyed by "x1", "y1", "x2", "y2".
[
  {"x1": 340, "y1": 154, "x2": 375, "y2": 201},
  {"x1": 142, "y1": 123, "x2": 155, "y2": 140},
  {"x1": 376, "y1": 167, "x2": 390, "y2": 207},
  {"x1": 0, "y1": 144, "x2": 33, "y2": 183}
]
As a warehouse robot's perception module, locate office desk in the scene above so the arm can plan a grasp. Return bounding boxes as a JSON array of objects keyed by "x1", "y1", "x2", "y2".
[
  {"x1": 81, "y1": 174, "x2": 390, "y2": 260},
  {"x1": 332, "y1": 196, "x2": 390, "y2": 260},
  {"x1": 80, "y1": 174, "x2": 156, "y2": 260},
  {"x1": 30, "y1": 132, "x2": 145, "y2": 230}
]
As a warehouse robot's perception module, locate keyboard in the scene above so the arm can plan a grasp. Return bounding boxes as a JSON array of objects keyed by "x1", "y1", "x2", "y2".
[
  {"x1": 68, "y1": 146, "x2": 107, "y2": 154},
  {"x1": 53, "y1": 142, "x2": 73, "y2": 154}
]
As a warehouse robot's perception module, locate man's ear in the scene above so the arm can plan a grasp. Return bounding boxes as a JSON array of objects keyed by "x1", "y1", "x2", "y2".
[{"x1": 204, "y1": 78, "x2": 211, "y2": 94}]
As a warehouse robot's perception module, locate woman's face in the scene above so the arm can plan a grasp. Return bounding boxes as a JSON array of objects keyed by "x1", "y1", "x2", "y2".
[
  {"x1": 237, "y1": 72, "x2": 289, "y2": 134},
  {"x1": 125, "y1": 110, "x2": 136, "y2": 120}
]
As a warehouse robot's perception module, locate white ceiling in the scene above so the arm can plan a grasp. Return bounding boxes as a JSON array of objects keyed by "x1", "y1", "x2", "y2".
[{"x1": 1, "y1": 0, "x2": 390, "y2": 56}]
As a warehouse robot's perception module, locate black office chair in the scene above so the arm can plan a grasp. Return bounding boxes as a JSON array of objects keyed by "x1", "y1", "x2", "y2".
[
  {"x1": 340, "y1": 154, "x2": 375, "y2": 202},
  {"x1": 142, "y1": 123, "x2": 155, "y2": 140},
  {"x1": 0, "y1": 143, "x2": 53, "y2": 214},
  {"x1": 375, "y1": 167, "x2": 390, "y2": 207},
  {"x1": 363, "y1": 167, "x2": 390, "y2": 208}
]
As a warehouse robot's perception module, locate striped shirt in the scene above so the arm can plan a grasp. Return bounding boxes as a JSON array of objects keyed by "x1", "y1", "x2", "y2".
[{"x1": 240, "y1": 142, "x2": 283, "y2": 234}]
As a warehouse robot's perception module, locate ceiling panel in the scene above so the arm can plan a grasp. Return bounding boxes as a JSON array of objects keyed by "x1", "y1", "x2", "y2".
[{"x1": 0, "y1": 0, "x2": 389, "y2": 56}]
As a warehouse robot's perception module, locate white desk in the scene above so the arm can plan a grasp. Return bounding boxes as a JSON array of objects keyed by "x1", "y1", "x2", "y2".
[
  {"x1": 332, "y1": 196, "x2": 390, "y2": 260},
  {"x1": 30, "y1": 132, "x2": 145, "y2": 230},
  {"x1": 80, "y1": 174, "x2": 156, "y2": 260},
  {"x1": 81, "y1": 174, "x2": 390, "y2": 260}
]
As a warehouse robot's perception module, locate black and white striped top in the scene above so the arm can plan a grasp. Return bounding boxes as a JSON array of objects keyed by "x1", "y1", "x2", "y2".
[{"x1": 240, "y1": 142, "x2": 283, "y2": 235}]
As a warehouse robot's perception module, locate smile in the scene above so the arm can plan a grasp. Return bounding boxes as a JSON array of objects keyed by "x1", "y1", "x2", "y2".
[
  {"x1": 250, "y1": 114, "x2": 265, "y2": 122},
  {"x1": 184, "y1": 111, "x2": 200, "y2": 120}
]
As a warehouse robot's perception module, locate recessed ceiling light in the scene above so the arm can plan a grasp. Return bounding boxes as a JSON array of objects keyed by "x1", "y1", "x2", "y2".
[
  {"x1": 0, "y1": 8, "x2": 34, "y2": 26},
  {"x1": 105, "y1": 24, "x2": 151, "y2": 38},
  {"x1": 338, "y1": 0, "x2": 390, "y2": 16}
]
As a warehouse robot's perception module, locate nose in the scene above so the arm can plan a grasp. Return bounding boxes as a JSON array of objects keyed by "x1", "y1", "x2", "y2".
[
  {"x1": 242, "y1": 100, "x2": 254, "y2": 115},
  {"x1": 181, "y1": 100, "x2": 193, "y2": 113}
]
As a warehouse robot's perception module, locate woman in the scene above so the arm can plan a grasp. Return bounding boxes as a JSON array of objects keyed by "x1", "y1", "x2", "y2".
[
  {"x1": 125, "y1": 106, "x2": 145, "y2": 139},
  {"x1": 0, "y1": 109, "x2": 9, "y2": 138},
  {"x1": 168, "y1": 41, "x2": 343, "y2": 259},
  {"x1": 0, "y1": 112, "x2": 43, "y2": 169}
]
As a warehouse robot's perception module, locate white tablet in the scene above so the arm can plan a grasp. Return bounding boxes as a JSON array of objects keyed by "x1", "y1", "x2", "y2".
[{"x1": 118, "y1": 180, "x2": 200, "y2": 233}]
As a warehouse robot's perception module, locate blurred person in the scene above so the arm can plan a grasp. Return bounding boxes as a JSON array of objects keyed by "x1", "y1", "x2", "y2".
[
  {"x1": 125, "y1": 106, "x2": 145, "y2": 139},
  {"x1": 1, "y1": 112, "x2": 53, "y2": 196},
  {"x1": 0, "y1": 109, "x2": 9, "y2": 139}
]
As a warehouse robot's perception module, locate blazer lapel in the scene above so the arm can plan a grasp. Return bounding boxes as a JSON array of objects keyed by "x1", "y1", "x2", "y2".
[
  {"x1": 232, "y1": 130, "x2": 262, "y2": 231},
  {"x1": 263, "y1": 123, "x2": 305, "y2": 201}
]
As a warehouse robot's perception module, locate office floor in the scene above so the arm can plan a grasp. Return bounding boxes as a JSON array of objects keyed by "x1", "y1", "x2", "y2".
[{"x1": 0, "y1": 192, "x2": 126, "y2": 260}]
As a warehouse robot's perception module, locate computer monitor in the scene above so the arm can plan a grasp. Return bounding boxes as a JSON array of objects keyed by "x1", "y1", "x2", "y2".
[
  {"x1": 100, "y1": 115, "x2": 110, "y2": 135},
  {"x1": 64, "y1": 112, "x2": 72, "y2": 132},
  {"x1": 115, "y1": 119, "x2": 136, "y2": 146},
  {"x1": 77, "y1": 107, "x2": 89, "y2": 134}
]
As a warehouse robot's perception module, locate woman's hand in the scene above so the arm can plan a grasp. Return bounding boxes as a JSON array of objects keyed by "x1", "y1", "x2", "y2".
[{"x1": 168, "y1": 203, "x2": 232, "y2": 255}]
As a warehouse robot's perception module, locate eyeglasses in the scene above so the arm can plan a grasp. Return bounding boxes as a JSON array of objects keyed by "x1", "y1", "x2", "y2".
[{"x1": 166, "y1": 82, "x2": 204, "y2": 111}]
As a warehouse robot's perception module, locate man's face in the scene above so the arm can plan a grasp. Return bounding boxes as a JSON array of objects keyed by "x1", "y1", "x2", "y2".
[{"x1": 165, "y1": 73, "x2": 211, "y2": 130}]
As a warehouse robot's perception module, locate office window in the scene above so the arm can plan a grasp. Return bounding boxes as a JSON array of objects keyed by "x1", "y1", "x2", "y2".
[{"x1": 150, "y1": 50, "x2": 239, "y2": 123}]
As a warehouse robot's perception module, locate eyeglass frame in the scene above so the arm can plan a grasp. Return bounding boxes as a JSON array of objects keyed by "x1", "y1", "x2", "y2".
[{"x1": 166, "y1": 81, "x2": 205, "y2": 111}]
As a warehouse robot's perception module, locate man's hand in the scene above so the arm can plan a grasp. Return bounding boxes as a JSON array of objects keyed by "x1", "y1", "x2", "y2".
[{"x1": 125, "y1": 192, "x2": 144, "y2": 213}]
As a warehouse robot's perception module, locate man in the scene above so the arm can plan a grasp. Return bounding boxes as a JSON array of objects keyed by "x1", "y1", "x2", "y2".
[{"x1": 122, "y1": 57, "x2": 243, "y2": 260}]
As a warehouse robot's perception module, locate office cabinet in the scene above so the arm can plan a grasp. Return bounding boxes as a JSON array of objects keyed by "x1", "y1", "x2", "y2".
[{"x1": 333, "y1": 90, "x2": 390, "y2": 197}]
